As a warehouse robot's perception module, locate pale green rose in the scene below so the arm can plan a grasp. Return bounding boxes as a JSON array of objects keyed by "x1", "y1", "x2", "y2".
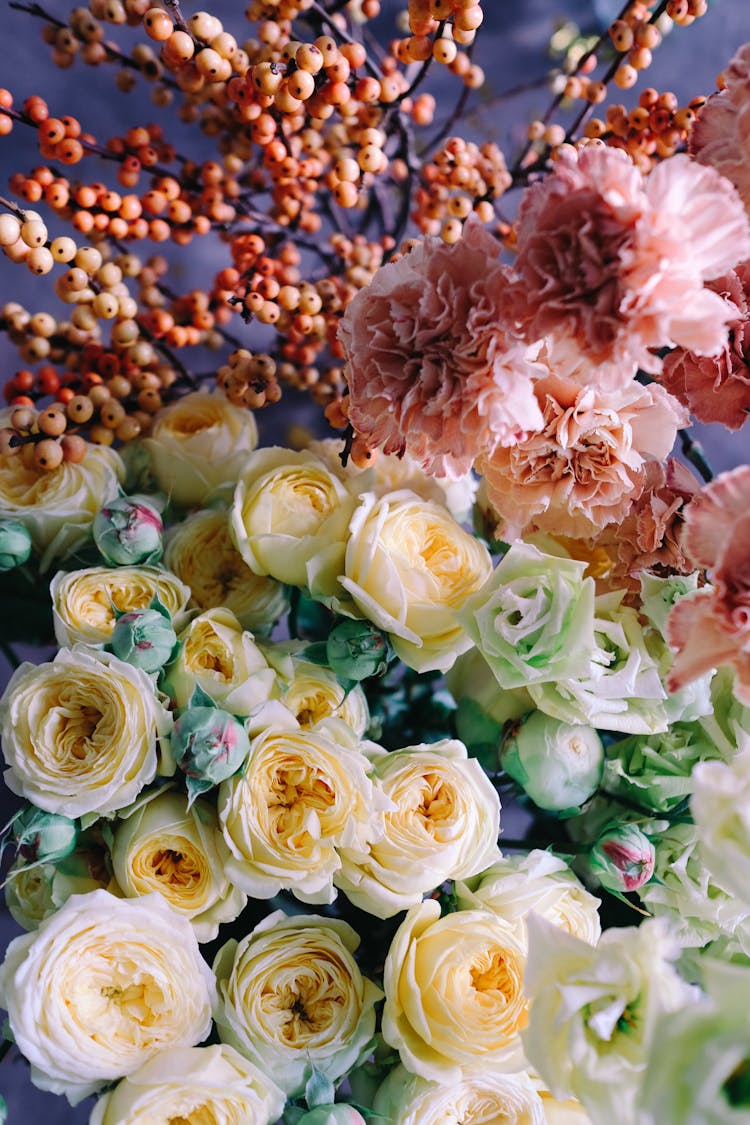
[
  {"x1": 644, "y1": 625, "x2": 713, "y2": 725},
  {"x1": 639, "y1": 570, "x2": 702, "y2": 636},
  {"x1": 231, "y1": 447, "x2": 356, "y2": 597},
  {"x1": 603, "y1": 721, "x2": 722, "y2": 813},
  {"x1": 335, "y1": 738, "x2": 501, "y2": 918},
  {"x1": 295, "y1": 1107, "x2": 367, "y2": 1125},
  {"x1": 50, "y1": 564, "x2": 192, "y2": 648},
  {"x1": 89, "y1": 1044, "x2": 284, "y2": 1125},
  {"x1": 340, "y1": 489, "x2": 492, "y2": 674},
  {"x1": 698, "y1": 667, "x2": 750, "y2": 757},
  {"x1": 0, "y1": 647, "x2": 172, "y2": 818},
  {"x1": 458, "y1": 542, "x2": 596, "y2": 691},
  {"x1": 523, "y1": 915, "x2": 691, "y2": 1125},
  {"x1": 456, "y1": 849, "x2": 601, "y2": 947},
  {"x1": 691, "y1": 743, "x2": 750, "y2": 906},
  {"x1": 165, "y1": 606, "x2": 278, "y2": 716},
  {"x1": 0, "y1": 890, "x2": 215, "y2": 1106},
  {"x1": 282, "y1": 657, "x2": 369, "y2": 737},
  {"x1": 501, "y1": 710, "x2": 603, "y2": 813},
  {"x1": 164, "y1": 507, "x2": 288, "y2": 633},
  {"x1": 529, "y1": 591, "x2": 668, "y2": 735},
  {"x1": 373, "y1": 1063, "x2": 546, "y2": 1125},
  {"x1": 5, "y1": 846, "x2": 117, "y2": 932},
  {"x1": 217, "y1": 717, "x2": 390, "y2": 904},
  {"x1": 213, "y1": 910, "x2": 382, "y2": 1098},
  {"x1": 446, "y1": 647, "x2": 535, "y2": 727},
  {"x1": 111, "y1": 790, "x2": 246, "y2": 943},
  {"x1": 382, "y1": 900, "x2": 528, "y2": 1083}
]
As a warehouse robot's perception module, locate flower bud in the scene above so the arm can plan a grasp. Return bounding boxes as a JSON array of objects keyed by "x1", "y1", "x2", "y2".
[
  {"x1": 589, "y1": 823, "x2": 656, "y2": 893},
  {"x1": 0, "y1": 519, "x2": 32, "y2": 571},
  {"x1": 109, "y1": 607, "x2": 177, "y2": 673},
  {"x1": 172, "y1": 705, "x2": 250, "y2": 796},
  {"x1": 296, "y1": 1107, "x2": 367, "y2": 1125},
  {"x1": 501, "y1": 710, "x2": 603, "y2": 813},
  {"x1": 93, "y1": 495, "x2": 163, "y2": 565},
  {"x1": 10, "y1": 805, "x2": 78, "y2": 865},
  {"x1": 326, "y1": 618, "x2": 390, "y2": 681}
]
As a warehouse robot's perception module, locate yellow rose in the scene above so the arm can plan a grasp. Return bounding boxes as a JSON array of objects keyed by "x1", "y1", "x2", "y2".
[
  {"x1": 0, "y1": 647, "x2": 172, "y2": 818},
  {"x1": 335, "y1": 739, "x2": 501, "y2": 918},
  {"x1": 164, "y1": 508, "x2": 288, "y2": 632},
  {"x1": 0, "y1": 890, "x2": 215, "y2": 1105},
  {"x1": 141, "y1": 390, "x2": 258, "y2": 508},
  {"x1": 382, "y1": 900, "x2": 528, "y2": 1083},
  {"x1": 213, "y1": 910, "x2": 382, "y2": 1097},
  {"x1": 341, "y1": 490, "x2": 492, "y2": 673},
  {"x1": 373, "y1": 1064, "x2": 547, "y2": 1125},
  {"x1": 282, "y1": 657, "x2": 369, "y2": 737},
  {"x1": 166, "y1": 606, "x2": 278, "y2": 715},
  {"x1": 0, "y1": 430, "x2": 123, "y2": 570},
  {"x1": 111, "y1": 789, "x2": 246, "y2": 942},
  {"x1": 230, "y1": 447, "x2": 356, "y2": 596},
  {"x1": 89, "y1": 1044, "x2": 284, "y2": 1125},
  {"x1": 217, "y1": 717, "x2": 389, "y2": 904},
  {"x1": 50, "y1": 564, "x2": 192, "y2": 647}
]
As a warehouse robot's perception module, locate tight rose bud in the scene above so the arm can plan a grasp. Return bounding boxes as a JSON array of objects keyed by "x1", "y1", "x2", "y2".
[
  {"x1": 94, "y1": 496, "x2": 163, "y2": 565},
  {"x1": 589, "y1": 823, "x2": 656, "y2": 893},
  {"x1": 0, "y1": 519, "x2": 32, "y2": 571},
  {"x1": 9, "y1": 805, "x2": 77, "y2": 866},
  {"x1": 109, "y1": 608, "x2": 177, "y2": 673},
  {"x1": 297, "y1": 1107, "x2": 367, "y2": 1125},
  {"x1": 172, "y1": 705, "x2": 250, "y2": 799},
  {"x1": 326, "y1": 618, "x2": 390, "y2": 681},
  {"x1": 501, "y1": 710, "x2": 603, "y2": 814}
]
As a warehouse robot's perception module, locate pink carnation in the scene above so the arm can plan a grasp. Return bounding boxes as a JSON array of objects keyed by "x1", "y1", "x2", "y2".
[
  {"x1": 508, "y1": 145, "x2": 750, "y2": 386},
  {"x1": 667, "y1": 465, "x2": 750, "y2": 702},
  {"x1": 690, "y1": 43, "x2": 750, "y2": 216},
  {"x1": 338, "y1": 218, "x2": 543, "y2": 479},
  {"x1": 476, "y1": 373, "x2": 688, "y2": 539},
  {"x1": 659, "y1": 260, "x2": 750, "y2": 429}
]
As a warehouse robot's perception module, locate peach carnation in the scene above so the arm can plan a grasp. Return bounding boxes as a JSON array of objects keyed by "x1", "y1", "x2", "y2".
[
  {"x1": 690, "y1": 43, "x2": 750, "y2": 216},
  {"x1": 338, "y1": 217, "x2": 542, "y2": 479},
  {"x1": 509, "y1": 145, "x2": 750, "y2": 386},
  {"x1": 667, "y1": 465, "x2": 750, "y2": 702},
  {"x1": 476, "y1": 373, "x2": 688, "y2": 540}
]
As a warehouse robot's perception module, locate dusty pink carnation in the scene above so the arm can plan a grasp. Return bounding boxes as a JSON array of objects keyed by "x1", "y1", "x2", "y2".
[
  {"x1": 690, "y1": 43, "x2": 750, "y2": 216},
  {"x1": 508, "y1": 145, "x2": 750, "y2": 386},
  {"x1": 659, "y1": 260, "x2": 750, "y2": 429},
  {"x1": 667, "y1": 465, "x2": 750, "y2": 703},
  {"x1": 476, "y1": 372, "x2": 688, "y2": 539},
  {"x1": 338, "y1": 218, "x2": 543, "y2": 479}
]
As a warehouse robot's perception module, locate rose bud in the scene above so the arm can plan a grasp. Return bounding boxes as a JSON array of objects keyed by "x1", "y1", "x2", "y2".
[
  {"x1": 109, "y1": 608, "x2": 177, "y2": 674},
  {"x1": 501, "y1": 710, "x2": 603, "y2": 814},
  {"x1": 0, "y1": 519, "x2": 32, "y2": 571},
  {"x1": 589, "y1": 823, "x2": 656, "y2": 893},
  {"x1": 94, "y1": 495, "x2": 163, "y2": 566},
  {"x1": 326, "y1": 618, "x2": 391, "y2": 682},
  {"x1": 172, "y1": 705, "x2": 250, "y2": 799}
]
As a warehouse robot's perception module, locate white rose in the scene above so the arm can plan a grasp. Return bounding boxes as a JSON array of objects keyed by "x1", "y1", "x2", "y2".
[
  {"x1": 373, "y1": 1063, "x2": 546, "y2": 1124},
  {"x1": 213, "y1": 910, "x2": 382, "y2": 1097},
  {"x1": 0, "y1": 647, "x2": 172, "y2": 817},
  {"x1": 141, "y1": 390, "x2": 258, "y2": 507},
  {"x1": 89, "y1": 1044, "x2": 285, "y2": 1125},
  {"x1": 691, "y1": 744, "x2": 750, "y2": 906},
  {"x1": 336, "y1": 738, "x2": 501, "y2": 918},
  {"x1": 0, "y1": 890, "x2": 214, "y2": 1105}
]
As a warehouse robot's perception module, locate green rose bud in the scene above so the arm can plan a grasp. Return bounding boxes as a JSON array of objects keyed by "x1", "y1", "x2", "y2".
[
  {"x1": 326, "y1": 618, "x2": 390, "y2": 681},
  {"x1": 94, "y1": 495, "x2": 163, "y2": 566},
  {"x1": 0, "y1": 519, "x2": 32, "y2": 571},
  {"x1": 295, "y1": 1108, "x2": 367, "y2": 1125},
  {"x1": 172, "y1": 705, "x2": 250, "y2": 797},
  {"x1": 589, "y1": 823, "x2": 655, "y2": 894},
  {"x1": 110, "y1": 608, "x2": 177, "y2": 673},
  {"x1": 501, "y1": 710, "x2": 603, "y2": 814},
  {"x1": 10, "y1": 805, "x2": 78, "y2": 866}
]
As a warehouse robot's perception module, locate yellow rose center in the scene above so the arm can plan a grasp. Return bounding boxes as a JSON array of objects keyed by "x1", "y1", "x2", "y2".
[
  {"x1": 185, "y1": 627, "x2": 234, "y2": 680},
  {"x1": 130, "y1": 835, "x2": 211, "y2": 912},
  {"x1": 261, "y1": 964, "x2": 348, "y2": 1046},
  {"x1": 414, "y1": 772, "x2": 456, "y2": 831},
  {"x1": 269, "y1": 764, "x2": 335, "y2": 837},
  {"x1": 470, "y1": 951, "x2": 515, "y2": 997}
]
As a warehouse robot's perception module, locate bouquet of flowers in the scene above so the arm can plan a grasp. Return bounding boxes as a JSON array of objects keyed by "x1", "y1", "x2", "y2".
[{"x1": 1, "y1": 0, "x2": 750, "y2": 1122}]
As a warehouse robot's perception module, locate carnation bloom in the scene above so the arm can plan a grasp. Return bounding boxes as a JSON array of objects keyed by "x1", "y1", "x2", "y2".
[
  {"x1": 509, "y1": 145, "x2": 750, "y2": 384},
  {"x1": 477, "y1": 372, "x2": 687, "y2": 539},
  {"x1": 339, "y1": 217, "x2": 543, "y2": 478},
  {"x1": 690, "y1": 42, "x2": 750, "y2": 216}
]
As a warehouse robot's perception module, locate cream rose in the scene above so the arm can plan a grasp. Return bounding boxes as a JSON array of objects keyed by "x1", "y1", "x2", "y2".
[
  {"x1": 89, "y1": 1044, "x2": 285, "y2": 1125},
  {"x1": 217, "y1": 716, "x2": 389, "y2": 904},
  {"x1": 456, "y1": 849, "x2": 601, "y2": 946},
  {"x1": 213, "y1": 910, "x2": 382, "y2": 1097},
  {"x1": 0, "y1": 647, "x2": 172, "y2": 817},
  {"x1": 141, "y1": 390, "x2": 258, "y2": 508},
  {"x1": 340, "y1": 489, "x2": 492, "y2": 673},
  {"x1": 382, "y1": 900, "x2": 528, "y2": 1082},
  {"x1": 282, "y1": 657, "x2": 369, "y2": 737},
  {"x1": 336, "y1": 739, "x2": 501, "y2": 918},
  {"x1": 50, "y1": 564, "x2": 192, "y2": 647},
  {"x1": 164, "y1": 508, "x2": 288, "y2": 632},
  {"x1": 0, "y1": 434, "x2": 123, "y2": 570},
  {"x1": 0, "y1": 890, "x2": 215, "y2": 1105},
  {"x1": 230, "y1": 447, "x2": 356, "y2": 596},
  {"x1": 373, "y1": 1064, "x2": 547, "y2": 1125},
  {"x1": 166, "y1": 606, "x2": 278, "y2": 716},
  {"x1": 111, "y1": 789, "x2": 246, "y2": 942}
]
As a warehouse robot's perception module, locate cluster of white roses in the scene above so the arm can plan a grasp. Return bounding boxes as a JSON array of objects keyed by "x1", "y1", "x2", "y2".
[{"x1": 3, "y1": 391, "x2": 750, "y2": 1124}]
